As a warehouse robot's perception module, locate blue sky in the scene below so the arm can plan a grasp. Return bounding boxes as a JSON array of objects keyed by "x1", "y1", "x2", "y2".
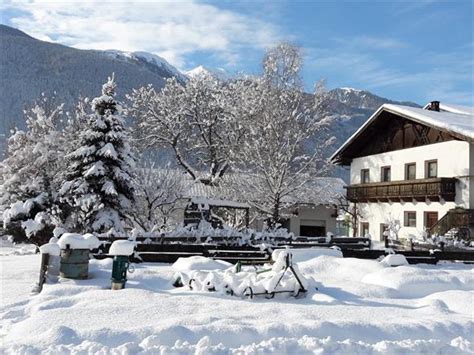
[{"x1": 0, "y1": 0, "x2": 472, "y2": 105}]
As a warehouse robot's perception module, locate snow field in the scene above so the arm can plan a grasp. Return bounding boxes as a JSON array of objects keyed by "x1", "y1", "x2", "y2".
[{"x1": 0, "y1": 248, "x2": 473, "y2": 354}]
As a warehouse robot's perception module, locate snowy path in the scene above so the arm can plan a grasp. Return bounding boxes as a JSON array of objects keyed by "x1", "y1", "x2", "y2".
[{"x1": 0, "y1": 249, "x2": 473, "y2": 354}]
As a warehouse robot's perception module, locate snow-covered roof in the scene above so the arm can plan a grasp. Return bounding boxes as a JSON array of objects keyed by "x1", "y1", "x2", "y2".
[
  {"x1": 384, "y1": 104, "x2": 474, "y2": 140},
  {"x1": 331, "y1": 102, "x2": 474, "y2": 163},
  {"x1": 422, "y1": 102, "x2": 474, "y2": 116},
  {"x1": 180, "y1": 172, "x2": 345, "y2": 207},
  {"x1": 190, "y1": 197, "x2": 250, "y2": 209}
]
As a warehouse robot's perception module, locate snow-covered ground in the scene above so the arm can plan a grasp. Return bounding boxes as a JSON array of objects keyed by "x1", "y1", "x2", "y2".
[{"x1": 1, "y1": 243, "x2": 473, "y2": 354}]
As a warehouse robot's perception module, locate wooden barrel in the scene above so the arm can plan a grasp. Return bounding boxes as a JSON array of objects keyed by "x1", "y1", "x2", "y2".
[{"x1": 60, "y1": 249, "x2": 90, "y2": 279}]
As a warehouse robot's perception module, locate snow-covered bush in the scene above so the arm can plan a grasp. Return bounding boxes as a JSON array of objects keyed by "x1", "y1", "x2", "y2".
[
  {"x1": 164, "y1": 221, "x2": 295, "y2": 246},
  {"x1": 59, "y1": 75, "x2": 135, "y2": 238}
]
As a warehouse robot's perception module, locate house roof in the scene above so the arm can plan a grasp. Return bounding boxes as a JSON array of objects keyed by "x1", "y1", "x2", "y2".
[
  {"x1": 331, "y1": 102, "x2": 474, "y2": 164},
  {"x1": 422, "y1": 102, "x2": 474, "y2": 116},
  {"x1": 182, "y1": 173, "x2": 346, "y2": 207}
]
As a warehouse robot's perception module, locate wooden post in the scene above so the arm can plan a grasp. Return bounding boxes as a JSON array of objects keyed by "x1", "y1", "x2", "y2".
[{"x1": 37, "y1": 253, "x2": 49, "y2": 293}]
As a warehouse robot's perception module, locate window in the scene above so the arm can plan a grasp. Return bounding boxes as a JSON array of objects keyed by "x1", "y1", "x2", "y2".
[
  {"x1": 424, "y1": 212, "x2": 438, "y2": 229},
  {"x1": 404, "y1": 211, "x2": 417, "y2": 227},
  {"x1": 381, "y1": 166, "x2": 391, "y2": 182},
  {"x1": 360, "y1": 222, "x2": 369, "y2": 237},
  {"x1": 380, "y1": 223, "x2": 389, "y2": 241},
  {"x1": 425, "y1": 160, "x2": 438, "y2": 178},
  {"x1": 405, "y1": 163, "x2": 416, "y2": 180},
  {"x1": 361, "y1": 169, "x2": 370, "y2": 184}
]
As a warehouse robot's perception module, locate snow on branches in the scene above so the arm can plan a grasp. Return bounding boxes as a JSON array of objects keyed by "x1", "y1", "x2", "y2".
[
  {"x1": 233, "y1": 44, "x2": 335, "y2": 226},
  {"x1": 128, "y1": 73, "x2": 245, "y2": 186},
  {"x1": 59, "y1": 75, "x2": 135, "y2": 237},
  {"x1": 128, "y1": 159, "x2": 186, "y2": 234},
  {"x1": 1, "y1": 95, "x2": 65, "y2": 244}
]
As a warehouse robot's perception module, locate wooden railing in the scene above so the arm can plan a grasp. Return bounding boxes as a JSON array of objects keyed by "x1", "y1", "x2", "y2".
[
  {"x1": 429, "y1": 208, "x2": 474, "y2": 239},
  {"x1": 346, "y1": 177, "x2": 457, "y2": 203}
]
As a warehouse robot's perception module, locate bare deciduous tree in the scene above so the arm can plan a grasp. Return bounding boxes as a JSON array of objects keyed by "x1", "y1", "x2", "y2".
[
  {"x1": 128, "y1": 74, "x2": 245, "y2": 185},
  {"x1": 234, "y1": 43, "x2": 335, "y2": 227},
  {"x1": 128, "y1": 159, "x2": 186, "y2": 233}
]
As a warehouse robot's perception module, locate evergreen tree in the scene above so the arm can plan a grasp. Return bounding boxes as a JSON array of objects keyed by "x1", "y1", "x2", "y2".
[{"x1": 59, "y1": 75, "x2": 134, "y2": 237}]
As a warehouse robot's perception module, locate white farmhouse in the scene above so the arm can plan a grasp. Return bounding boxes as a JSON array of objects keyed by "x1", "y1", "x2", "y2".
[{"x1": 331, "y1": 101, "x2": 474, "y2": 241}]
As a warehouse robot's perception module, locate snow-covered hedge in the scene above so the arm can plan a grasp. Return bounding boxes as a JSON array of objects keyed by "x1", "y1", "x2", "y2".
[{"x1": 163, "y1": 221, "x2": 295, "y2": 246}]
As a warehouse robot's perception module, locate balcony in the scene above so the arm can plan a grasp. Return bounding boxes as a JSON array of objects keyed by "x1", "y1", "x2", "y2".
[{"x1": 346, "y1": 177, "x2": 457, "y2": 203}]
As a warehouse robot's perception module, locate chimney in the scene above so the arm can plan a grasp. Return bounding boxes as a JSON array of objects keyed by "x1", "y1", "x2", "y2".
[{"x1": 429, "y1": 101, "x2": 440, "y2": 111}]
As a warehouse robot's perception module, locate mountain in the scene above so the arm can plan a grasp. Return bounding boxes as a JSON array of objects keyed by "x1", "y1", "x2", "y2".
[
  {"x1": 185, "y1": 65, "x2": 229, "y2": 80},
  {"x1": 0, "y1": 25, "x2": 419, "y2": 168},
  {"x1": 104, "y1": 50, "x2": 188, "y2": 83},
  {"x1": 0, "y1": 24, "x2": 185, "y2": 152},
  {"x1": 324, "y1": 87, "x2": 419, "y2": 141}
]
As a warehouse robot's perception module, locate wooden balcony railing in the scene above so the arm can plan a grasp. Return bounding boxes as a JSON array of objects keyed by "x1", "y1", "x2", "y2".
[{"x1": 346, "y1": 177, "x2": 457, "y2": 203}]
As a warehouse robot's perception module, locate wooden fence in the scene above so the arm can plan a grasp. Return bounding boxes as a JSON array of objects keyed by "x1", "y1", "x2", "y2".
[{"x1": 93, "y1": 236, "x2": 474, "y2": 265}]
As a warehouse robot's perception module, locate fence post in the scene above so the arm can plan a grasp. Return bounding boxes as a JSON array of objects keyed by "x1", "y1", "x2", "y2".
[{"x1": 37, "y1": 253, "x2": 49, "y2": 293}]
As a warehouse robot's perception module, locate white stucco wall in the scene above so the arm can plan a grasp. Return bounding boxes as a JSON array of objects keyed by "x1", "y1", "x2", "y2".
[
  {"x1": 357, "y1": 201, "x2": 459, "y2": 240},
  {"x1": 470, "y1": 143, "x2": 474, "y2": 209},
  {"x1": 251, "y1": 205, "x2": 338, "y2": 236},
  {"x1": 349, "y1": 140, "x2": 472, "y2": 240},
  {"x1": 288, "y1": 205, "x2": 337, "y2": 236}
]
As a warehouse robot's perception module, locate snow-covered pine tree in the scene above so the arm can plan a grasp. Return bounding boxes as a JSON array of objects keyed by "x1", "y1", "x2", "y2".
[
  {"x1": 1, "y1": 96, "x2": 65, "y2": 244},
  {"x1": 59, "y1": 75, "x2": 134, "y2": 237}
]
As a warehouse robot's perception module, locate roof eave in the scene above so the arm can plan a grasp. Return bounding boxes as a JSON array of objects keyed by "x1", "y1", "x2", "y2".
[
  {"x1": 330, "y1": 104, "x2": 474, "y2": 165},
  {"x1": 330, "y1": 105, "x2": 387, "y2": 165}
]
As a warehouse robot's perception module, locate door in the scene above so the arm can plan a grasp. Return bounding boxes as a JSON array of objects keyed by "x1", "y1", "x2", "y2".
[
  {"x1": 300, "y1": 225, "x2": 326, "y2": 237},
  {"x1": 424, "y1": 212, "x2": 438, "y2": 229}
]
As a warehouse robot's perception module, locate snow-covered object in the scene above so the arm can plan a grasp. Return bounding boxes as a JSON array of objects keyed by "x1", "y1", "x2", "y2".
[
  {"x1": 109, "y1": 240, "x2": 135, "y2": 256},
  {"x1": 272, "y1": 247, "x2": 342, "y2": 263},
  {"x1": 57, "y1": 233, "x2": 100, "y2": 250},
  {"x1": 172, "y1": 256, "x2": 232, "y2": 272},
  {"x1": 2, "y1": 246, "x2": 473, "y2": 353},
  {"x1": 190, "y1": 197, "x2": 250, "y2": 210},
  {"x1": 380, "y1": 254, "x2": 409, "y2": 267},
  {"x1": 175, "y1": 254, "x2": 308, "y2": 297},
  {"x1": 1, "y1": 97, "x2": 65, "y2": 243},
  {"x1": 39, "y1": 242, "x2": 61, "y2": 256},
  {"x1": 52, "y1": 227, "x2": 66, "y2": 238},
  {"x1": 128, "y1": 74, "x2": 240, "y2": 186},
  {"x1": 21, "y1": 217, "x2": 44, "y2": 237},
  {"x1": 166, "y1": 223, "x2": 294, "y2": 246},
  {"x1": 59, "y1": 75, "x2": 134, "y2": 237}
]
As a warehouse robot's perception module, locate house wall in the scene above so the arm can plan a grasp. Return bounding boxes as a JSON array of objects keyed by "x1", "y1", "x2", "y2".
[
  {"x1": 470, "y1": 143, "x2": 474, "y2": 209},
  {"x1": 356, "y1": 201, "x2": 459, "y2": 240},
  {"x1": 249, "y1": 205, "x2": 338, "y2": 236},
  {"x1": 287, "y1": 205, "x2": 338, "y2": 236},
  {"x1": 349, "y1": 140, "x2": 471, "y2": 240}
]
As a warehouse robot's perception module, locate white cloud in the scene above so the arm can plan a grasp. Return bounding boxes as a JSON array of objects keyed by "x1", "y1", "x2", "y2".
[{"x1": 3, "y1": 0, "x2": 282, "y2": 69}]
